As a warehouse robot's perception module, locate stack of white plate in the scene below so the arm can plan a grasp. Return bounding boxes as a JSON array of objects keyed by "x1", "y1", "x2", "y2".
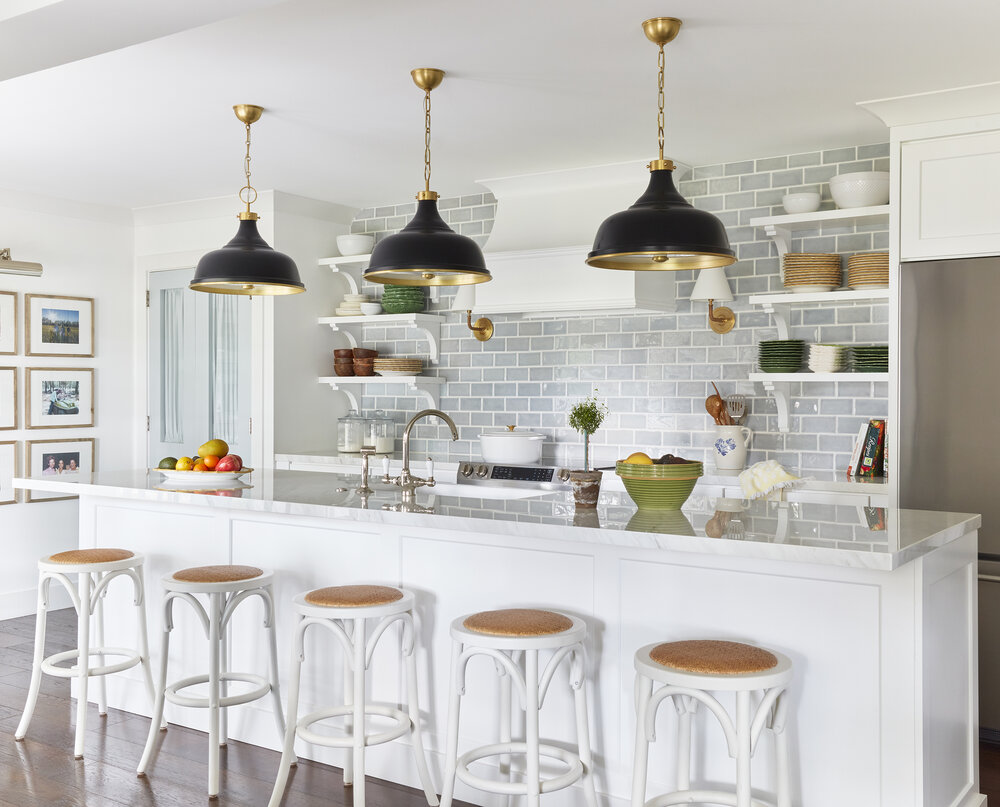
[
  {"x1": 808, "y1": 343, "x2": 848, "y2": 373},
  {"x1": 335, "y1": 293, "x2": 372, "y2": 316},
  {"x1": 373, "y1": 357, "x2": 423, "y2": 377},
  {"x1": 782, "y1": 253, "x2": 842, "y2": 292}
]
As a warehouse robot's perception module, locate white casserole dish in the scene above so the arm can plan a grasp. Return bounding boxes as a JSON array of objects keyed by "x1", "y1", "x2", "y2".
[{"x1": 479, "y1": 428, "x2": 545, "y2": 464}]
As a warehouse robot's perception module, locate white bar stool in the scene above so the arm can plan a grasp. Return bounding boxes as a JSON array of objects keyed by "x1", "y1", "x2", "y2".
[
  {"x1": 632, "y1": 639, "x2": 794, "y2": 807},
  {"x1": 268, "y1": 584, "x2": 438, "y2": 807},
  {"x1": 137, "y1": 564, "x2": 288, "y2": 799},
  {"x1": 15, "y1": 547, "x2": 156, "y2": 759},
  {"x1": 439, "y1": 608, "x2": 599, "y2": 807}
]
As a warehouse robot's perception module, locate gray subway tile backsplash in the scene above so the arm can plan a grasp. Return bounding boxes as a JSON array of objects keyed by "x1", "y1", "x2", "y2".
[{"x1": 346, "y1": 145, "x2": 890, "y2": 473}]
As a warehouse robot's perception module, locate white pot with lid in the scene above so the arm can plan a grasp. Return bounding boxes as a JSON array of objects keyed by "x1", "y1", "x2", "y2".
[{"x1": 479, "y1": 426, "x2": 545, "y2": 464}]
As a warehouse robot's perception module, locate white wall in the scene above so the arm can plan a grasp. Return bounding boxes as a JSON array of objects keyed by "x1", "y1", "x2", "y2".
[{"x1": 0, "y1": 188, "x2": 134, "y2": 618}]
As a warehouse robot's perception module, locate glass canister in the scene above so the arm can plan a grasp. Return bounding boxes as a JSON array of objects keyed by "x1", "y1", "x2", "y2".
[
  {"x1": 337, "y1": 409, "x2": 365, "y2": 453},
  {"x1": 365, "y1": 409, "x2": 395, "y2": 454}
]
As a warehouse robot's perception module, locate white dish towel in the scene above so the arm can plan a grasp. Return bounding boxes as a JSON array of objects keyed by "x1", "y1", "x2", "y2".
[{"x1": 738, "y1": 460, "x2": 802, "y2": 500}]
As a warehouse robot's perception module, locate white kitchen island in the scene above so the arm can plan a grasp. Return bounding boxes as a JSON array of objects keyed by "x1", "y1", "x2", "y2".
[{"x1": 14, "y1": 470, "x2": 982, "y2": 807}]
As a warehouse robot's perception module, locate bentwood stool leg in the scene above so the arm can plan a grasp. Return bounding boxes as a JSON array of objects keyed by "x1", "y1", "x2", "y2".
[
  {"x1": 343, "y1": 623, "x2": 355, "y2": 788},
  {"x1": 94, "y1": 574, "x2": 108, "y2": 717},
  {"x1": 137, "y1": 596, "x2": 172, "y2": 776},
  {"x1": 351, "y1": 617, "x2": 366, "y2": 807},
  {"x1": 631, "y1": 672, "x2": 654, "y2": 807},
  {"x1": 268, "y1": 614, "x2": 305, "y2": 807},
  {"x1": 404, "y1": 627, "x2": 439, "y2": 806},
  {"x1": 73, "y1": 571, "x2": 92, "y2": 759},
  {"x1": 15, "y1": 577, "x2": 51, "y2": 742},
  {"x1": 571, "y1": 646, "x2": 600, "y2": 807},
  {"x1": 438, "y1": 639, "x2": 464, "y2": 807}
]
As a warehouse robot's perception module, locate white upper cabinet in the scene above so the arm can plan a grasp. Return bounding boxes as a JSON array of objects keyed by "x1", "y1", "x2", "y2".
[{"x1": 900, "y1": 129, "x2": 1000, "y2": 261}]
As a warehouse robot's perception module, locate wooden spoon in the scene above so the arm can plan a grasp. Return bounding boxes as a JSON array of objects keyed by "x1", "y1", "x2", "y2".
[
  {"x1": 705, "y1": 395, "x2": 724, "y2": 425},
  {"x1": 712, "y1": 382, "x2": 733, "y2": 425}
]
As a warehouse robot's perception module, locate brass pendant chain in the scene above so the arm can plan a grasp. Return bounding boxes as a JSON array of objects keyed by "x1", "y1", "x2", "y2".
[
  {"x1": 657, "y1": 43, "x2": 665, "y2": 163},
  {"x1": 423, "y1": 89, "x2": 432, "y2": 193},
  {"x1": 240, "y1": 121, "x2": 258, "y2": 216}
]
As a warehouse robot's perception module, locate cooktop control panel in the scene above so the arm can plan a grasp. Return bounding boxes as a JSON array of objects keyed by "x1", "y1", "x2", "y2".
[
  {"x1": 458, "y1": 462, "x2": 572, "y2": 488},
  {"x1": 491, "y1": 465, "x2": 554, "y2": 482}
]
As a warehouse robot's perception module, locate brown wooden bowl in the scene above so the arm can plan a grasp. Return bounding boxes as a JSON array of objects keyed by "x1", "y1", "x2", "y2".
[
  {"x1": 353, "y1": 365, "x2": 375, "y2": 376},
  {"x1": 333, "y1": 364, "x2": 355, "y2": 377},
  {"x1": 353, "y1": 348, "x2": 378, "y2": 359},
  {"x1": 333, "y1": 348, "x2": 354, "y2": 359}
]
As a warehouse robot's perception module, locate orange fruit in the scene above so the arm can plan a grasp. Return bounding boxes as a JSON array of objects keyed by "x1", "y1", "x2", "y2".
[
  {"x1": 202, "y1": 454, "x2": 220, "y2": 470},
  {"x1": 192, "y1": 460, "x2": 208, "y2": 472}
]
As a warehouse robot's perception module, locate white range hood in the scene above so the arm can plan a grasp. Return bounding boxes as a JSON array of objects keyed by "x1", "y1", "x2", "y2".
[{"x1": 475, "y1": 161, "x2": 689, "y2": 317}]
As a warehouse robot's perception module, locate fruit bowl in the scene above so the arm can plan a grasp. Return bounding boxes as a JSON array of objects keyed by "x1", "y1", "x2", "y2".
[
  {"x1": 153, "y1": 468, "x2": 253, "y2": 484},
  {"x1": 616, "y1": 458, "x2": 703, "y2": 510}
]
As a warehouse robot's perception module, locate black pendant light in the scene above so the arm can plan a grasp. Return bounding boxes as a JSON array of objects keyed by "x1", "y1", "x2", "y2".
[
  {"x1": 191, "y1": 104, "x2": 305, "y2": 296},
  {"x1": 364, "y1": 69, "x2": 490, "y2": 287},
  {"x1": 587, "y1": 18, "x2": 735, "y2": 272}
]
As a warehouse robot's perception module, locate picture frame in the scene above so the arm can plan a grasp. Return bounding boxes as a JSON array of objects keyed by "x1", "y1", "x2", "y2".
[
  {"x1": 25, "y1": 294, "x2": 94, "y2": 357},
  {"x1": 26, "y1": 437, "x2": 94, "y2": 502},
  {"x1": 0, "y1": 441, "x2": 16, "y2": 505},
  {"x1": 0, "y1": 367, "x2": 15, "y2": 430},
  {"x1": 0, "y1": 292, "x2": 15, "y2": 355},
  {"x1": 26, "y1": 367, "x2": 94, "y2": 429}
]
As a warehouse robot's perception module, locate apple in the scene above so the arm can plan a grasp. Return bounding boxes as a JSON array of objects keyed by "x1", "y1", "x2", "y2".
[{"x1": 216, "y1": 454, "x2": 243, "y2": 473}]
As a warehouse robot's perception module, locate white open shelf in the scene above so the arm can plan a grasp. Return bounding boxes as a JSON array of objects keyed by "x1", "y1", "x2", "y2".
[
  {"x1": 318, "y1": 313, "x2": 444, "y2": 362},
  {"x1": 750, "y1": 289, "x2": 890, "y2": 340},
  {"x1": 749, "y1": 372, "x2": 888, "y2": 433},
  {"x1": 749, "y1": 205, "x2": 890, "y2": 256},
  {"x1": 318, "y1": 375, "x2": 445, "y2": 411}
]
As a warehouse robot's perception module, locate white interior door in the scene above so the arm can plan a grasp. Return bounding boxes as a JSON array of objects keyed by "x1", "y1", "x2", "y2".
[{"x1": 148, "y1": 268, "x2": 251, "y2": 465}]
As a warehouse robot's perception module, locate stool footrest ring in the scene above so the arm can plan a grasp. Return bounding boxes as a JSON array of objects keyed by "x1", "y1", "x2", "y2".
[
  {"x1": 164, "y1": 672, "x2": 270, "y2": 709},
  {"x1": 646, "y1": 789, "x2": 774, "y2": 807},
  {"x1": 456, "y1": 741, "x2": 584, "y2": 796},
  {"x1": 296, "y1": 704, "x2": 411, "y2": 748},
  {"x1": 41, "y1": 647, "x2": 142, "y2": 679}
]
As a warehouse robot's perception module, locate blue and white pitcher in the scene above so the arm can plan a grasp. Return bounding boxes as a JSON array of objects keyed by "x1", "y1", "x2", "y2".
[{"x1": 713, "y1": 425, "x2": 753, "y2": 471}]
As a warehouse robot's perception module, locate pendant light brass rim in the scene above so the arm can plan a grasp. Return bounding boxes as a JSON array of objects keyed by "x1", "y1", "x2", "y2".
[
  {"x1": 233, "y1": 104, "x2": 264, "y2": 124},
  {"x1": 586, "y1": 250, "x2": 737, "y2": 271},
  {"x1": 411, "y1": 68, "x2": 445, "y2": 92},
  {"x1": 364, "y1": 268, "x2": 492, "y2": 287},
  {"x1": 642, "y1": 17, "x2": 682, "y2": 46},
  {"x1": 189, "y1": 280, "x2": 305, "y2": 295}
]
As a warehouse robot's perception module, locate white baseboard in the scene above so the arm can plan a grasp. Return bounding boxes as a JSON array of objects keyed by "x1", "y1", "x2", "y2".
[{"x1": 0, "y1": 585, "x2": 72, "y2": 620}]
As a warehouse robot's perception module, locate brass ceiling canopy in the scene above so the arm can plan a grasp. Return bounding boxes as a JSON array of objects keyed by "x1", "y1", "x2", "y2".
[
  {"x1": 190, "y1": 104, "x2": 304, "y2": 296},
  {"x1": 364, "y1": 69, "x2": 491, "y2": 287},
  {"x1": 586, "y1": 17, "x2": 736, "y2": 272}
]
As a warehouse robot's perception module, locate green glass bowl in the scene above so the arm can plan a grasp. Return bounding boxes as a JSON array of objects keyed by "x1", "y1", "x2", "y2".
[
  {"x1": 620, "y1": 476, "x2": 699, "y2": 510},
  {"x1": 381, "y1": 300, "x2": 425, "y2": 314}
]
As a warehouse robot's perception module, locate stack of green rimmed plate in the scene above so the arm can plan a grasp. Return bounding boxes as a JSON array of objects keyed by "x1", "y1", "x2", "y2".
[
  {"x1": 380, "y1": 286, "x2": 426, "y2": 314},
  {"x1": 616, "y1": 459, "x2": 704, "y2": 510},
  {"x1": 758, "y1": 340, "x2": 805, "y2": 373},
  {"x1": 852, "y1": 345, "x2": 888, "y2": 372}
]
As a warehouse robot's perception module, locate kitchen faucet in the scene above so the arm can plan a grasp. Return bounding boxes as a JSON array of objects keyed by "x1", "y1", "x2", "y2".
[{"x1": 382, "y1": 408, "x2": 459, "y2": 502}]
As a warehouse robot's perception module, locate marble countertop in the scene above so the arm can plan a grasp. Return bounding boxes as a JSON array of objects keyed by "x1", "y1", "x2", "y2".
[{"x1": 14, "y1": 469, "x2": 971, "y2": 571}]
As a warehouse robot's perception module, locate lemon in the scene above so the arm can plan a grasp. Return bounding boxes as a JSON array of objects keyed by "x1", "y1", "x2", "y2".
[
  {"x1": 158, "y1": 457, "x2": 178, "y2": 470},
  {"x1": 623, "y1": 451, "x2": 654, "y2": 465},
  {"x1": 199, "y1": 439, "x2": 229, "y2": 459},
  {"x1": 175, "y1": 456, "x2": 195, "y2": 471}
]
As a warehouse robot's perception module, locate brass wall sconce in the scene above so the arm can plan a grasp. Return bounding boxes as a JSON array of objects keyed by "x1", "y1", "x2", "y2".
[
  {"x1": 690, "y1": 266, "x2": 736, "y2": 334},
  {"x1": 452, "y1": 285, "x2": 494, "y2": 341},
  {"x1": 0, "y1": 248, "x2": 42, "y2": 276}
]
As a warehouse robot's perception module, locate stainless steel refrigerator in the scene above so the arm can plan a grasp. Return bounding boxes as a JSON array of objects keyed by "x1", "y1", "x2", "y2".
[{"x1": 899, "y1": 256, "x2": 1000, "y2": 739}]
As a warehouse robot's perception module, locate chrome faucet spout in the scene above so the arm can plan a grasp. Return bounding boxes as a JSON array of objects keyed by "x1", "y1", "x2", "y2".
[{"x1": 389, "y1": 408, "x2": 460, "y2": 502}]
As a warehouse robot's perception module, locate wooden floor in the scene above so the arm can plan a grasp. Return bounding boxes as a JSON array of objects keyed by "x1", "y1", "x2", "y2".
[{"x1": 0, "y1": 608, "x2": 475, "y2": 806}]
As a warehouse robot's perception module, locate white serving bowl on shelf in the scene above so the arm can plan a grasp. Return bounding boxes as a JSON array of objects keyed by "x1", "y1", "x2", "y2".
[
  {"x1": 781, "y1": 192, "x2": 821, "y2": 214},
  {"x1": 829, "y1": 171, "x2": 889, "y2": 209},
  {"x1": 336, "y1": 234, "x2": 374, "y2": 256},
  {"x1": 360, "y1": 302, "x2": 382, "y2": 316}
]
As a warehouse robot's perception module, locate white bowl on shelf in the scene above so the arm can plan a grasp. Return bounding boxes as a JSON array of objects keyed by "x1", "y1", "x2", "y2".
[
  {"x1": 829, "y1": 171, "x2": 889, "y2": 209},
  {"x1": 360, "y1": 302, "x2": 382, "y2": 316},
  {"x1": 781, "y1": 192, "x2": 821, "y2": 214},
  {"x1": 336, "y1": 234, "x2": 374, "y2": 256}
]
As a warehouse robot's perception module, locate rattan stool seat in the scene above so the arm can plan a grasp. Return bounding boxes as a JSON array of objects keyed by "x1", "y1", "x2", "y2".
[
  {"x1": 48, "y1": 548, "x2": 134, "y2": 565},
  {"x1": 649, "y1": 639, "x2": 778, "y2": 675},
  {"x1": 462, "y1": 608, "x2": 574, "y2": 637},
  {"x1": 172, "y1": 564, "x2": 264, "y2": 584},
  {"x1": 304, "y1": 584, "x2": 403, "y2": 608}
]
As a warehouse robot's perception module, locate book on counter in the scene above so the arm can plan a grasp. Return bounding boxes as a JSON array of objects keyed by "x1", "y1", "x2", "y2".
[{"x1": 847, "y1": 418, "x2": 887, "y2": 478}]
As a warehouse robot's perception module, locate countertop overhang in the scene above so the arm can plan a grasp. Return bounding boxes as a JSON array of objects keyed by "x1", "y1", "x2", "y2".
[{"x1": 13, "y1": 469, "x2": 977, "y2": 572}]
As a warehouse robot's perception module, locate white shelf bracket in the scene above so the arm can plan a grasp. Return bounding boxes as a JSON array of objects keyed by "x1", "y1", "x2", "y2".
[
  {"x1": 318, "y1": 379, "x2": 360, "y2": 410},
  {"x1": 407, "y1": 380, "x2": 441, "y2": 408},
  {"x1": 764, "y1": 224, "x2": 792, "y2": 258},
  {"x1": 762, "y1": 302, "x2": 791, "y2": 340},
  {"x1": 321, "y1": 321, "x2": 360, "y2": 349},
  {"x1": 330, "y1": 265, "x2": 360, "y2": 295},
  {"x1": 757, "y1": 378, "x2": 792, "y2": 433},
  {"x1": 414, "y1": 321, "x2": 441, "y2": 363}
]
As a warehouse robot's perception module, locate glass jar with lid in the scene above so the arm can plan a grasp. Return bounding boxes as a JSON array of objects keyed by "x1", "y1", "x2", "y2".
[
  {"x1": 365, "y1": 409, "x2": 395, "y2": 454},
  {"x1": 337, "y1": 409, "x2": 365, "y2": 453}
]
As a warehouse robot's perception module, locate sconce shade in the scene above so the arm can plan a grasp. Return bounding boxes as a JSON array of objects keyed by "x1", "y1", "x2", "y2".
[
  {"x1": 364, "y1": 199, "x2": 491, "y2": 286},
  {"x1": 191, "y1": 217, "x2": 304, "y2": 295},
  {"x1": 452, "y1": 284, "x2": 476, "y2": 311},
  {"x1": 690, "y1": 266, "x2": 734, "y2": 302},
  {"x1": 587, "y1": 169, "x2": 736, "y2": 271}
]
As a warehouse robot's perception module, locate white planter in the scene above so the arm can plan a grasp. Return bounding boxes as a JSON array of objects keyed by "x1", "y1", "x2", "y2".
[{"x1": 479, "y1": 430, "x2": 544, "y2": 464}]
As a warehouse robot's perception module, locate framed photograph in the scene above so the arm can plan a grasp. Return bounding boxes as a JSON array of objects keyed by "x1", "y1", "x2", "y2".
[
  {"x1": 25, "y1": 294, "x2": 94, "y2": 357},
  {"x1": 0, "y1": 367, "x2": 15, "y2": 430},
  {"x1": 0, "y1": 441, "x2": 16, "y2": 505},
  {"x1": 26, "y1": 437, "x2": 94, "y2": 502},
  {"x1": 26, "y1": 368, "x2": 94, "y2": 429},
  {"x1": 0, "y1": 292, "x2": 15, "y2": 355}
]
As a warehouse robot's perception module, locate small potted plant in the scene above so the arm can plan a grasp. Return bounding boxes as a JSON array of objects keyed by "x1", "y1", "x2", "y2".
[{"x1": 568, "y1": 391, "x2": 608, "y2": 507}]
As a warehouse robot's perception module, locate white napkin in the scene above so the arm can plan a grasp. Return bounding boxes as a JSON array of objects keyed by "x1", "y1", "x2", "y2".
[{"x1": 738, "y1": 460, "x2": 802, "y2": 500}]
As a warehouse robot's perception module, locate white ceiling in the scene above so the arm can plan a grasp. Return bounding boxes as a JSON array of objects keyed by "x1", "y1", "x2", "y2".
[{"x1": 0, "y1": 0, "x2": 998, "y2": 212}]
